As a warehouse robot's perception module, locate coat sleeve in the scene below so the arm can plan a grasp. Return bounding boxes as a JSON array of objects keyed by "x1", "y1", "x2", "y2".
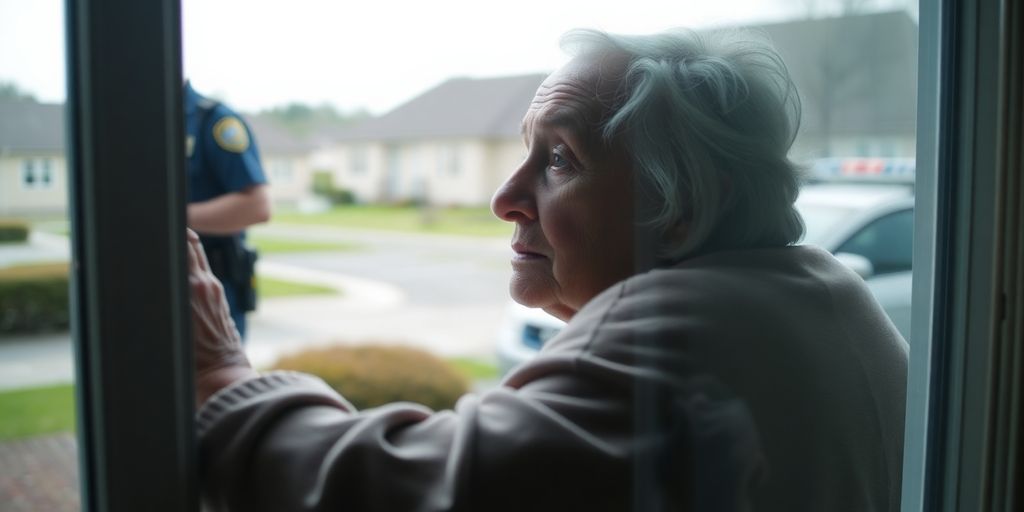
[
  {"x1": 198, "y1": 365, "x2": 762, "y2": 512},
  {"x1": 197, "y1": 361, "x2": 642, "y2": 512},
  {"x1": 196, "y1": 283, "x2": 764, "y2": 512}
]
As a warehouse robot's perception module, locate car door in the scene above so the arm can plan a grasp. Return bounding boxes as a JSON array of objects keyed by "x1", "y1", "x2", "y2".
[{"x1": 835, "y1": 207, "x2": 914, "y2": 340}]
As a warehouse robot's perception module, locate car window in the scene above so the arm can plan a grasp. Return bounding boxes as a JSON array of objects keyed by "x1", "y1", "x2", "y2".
[{"x1": 836, "y1": 209, "x2": 914, "y2": 275}]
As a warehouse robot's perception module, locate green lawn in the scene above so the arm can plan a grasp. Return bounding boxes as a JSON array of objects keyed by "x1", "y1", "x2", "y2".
[
  {"x1": 447, "y1": 357, "x2": 500, "y2": 382},
  {"x1": 0, "y1": 384, "x2": 76, "y2": 440},
  {"x1": 249, "y1": 235, "x2": 362, "y2": 254},
  {"x1": 0, "y1": 358, "x2": 497, "y2": 440},
  {"x1": 273, "y1": 205, "x2": 513, "y2": 238},
  {"x1": 258, "y1": 275, "x2": 338, "y2": 298}
]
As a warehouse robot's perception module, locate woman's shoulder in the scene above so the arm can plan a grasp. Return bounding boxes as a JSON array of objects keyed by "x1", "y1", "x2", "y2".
[{"x1": 620, "y1": 244, "x2": 846, "y2": 302}]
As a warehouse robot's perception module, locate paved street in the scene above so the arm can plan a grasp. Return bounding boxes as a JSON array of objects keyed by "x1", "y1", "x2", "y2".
[
  {"x1": 0, "y1": 224, "x2": 518, "y2": 389},
  {"x1": 0, "y1": 224, "x2": 517, "y2": 512}
]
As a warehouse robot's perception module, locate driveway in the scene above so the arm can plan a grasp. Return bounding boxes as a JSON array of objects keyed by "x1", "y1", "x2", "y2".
[{"x1": 0, "y1": 224, "x2": 517, "y2": 389}]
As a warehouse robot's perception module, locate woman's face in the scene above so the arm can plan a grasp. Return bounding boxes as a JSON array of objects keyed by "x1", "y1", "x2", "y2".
[{"x1": 491, "y1": 54, "x2": 636, "y2": 322}]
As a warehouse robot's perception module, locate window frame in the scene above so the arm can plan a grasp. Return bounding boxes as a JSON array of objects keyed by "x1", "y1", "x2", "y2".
[
  {"x1": 65, "y1": 0, "x2": 197, "y2": 510},
  {"x1": 60, "y1": 0, "x2": 1019, "y2": 510},
  {"x1": 902, "y1": 0, "x2": 1019, "y2": 510}
]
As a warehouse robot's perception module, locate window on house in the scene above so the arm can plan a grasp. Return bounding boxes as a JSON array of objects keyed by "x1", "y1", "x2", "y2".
[
  {"x1": 273, "y1": 161, "x2": 292, "y2": 182},
  {"x1": 21, "y1": 159, "x2": 56, "y2": 189},
  {"x1": 350, "y1": 146, "x2": 368, "y2": 175},
  {"x1": 21, "y1": 159, "x2": 36, "y2": 188},
  {"x1": 438, "y1": 144, "x2": 461, "y2": 177},
  {"x1": 40, "y1": 159, "x2": 53, "y2": 186}
]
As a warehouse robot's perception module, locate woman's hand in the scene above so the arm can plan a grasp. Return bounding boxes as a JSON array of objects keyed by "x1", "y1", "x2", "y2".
[{"x1": 187, "y1": 229, "x2": 258, "y2": 407}]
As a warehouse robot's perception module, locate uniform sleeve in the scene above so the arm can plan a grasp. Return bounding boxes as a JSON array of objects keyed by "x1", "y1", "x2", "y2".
[{"x1": 200, "y1": 107, "x2": 268, "y2": 194}]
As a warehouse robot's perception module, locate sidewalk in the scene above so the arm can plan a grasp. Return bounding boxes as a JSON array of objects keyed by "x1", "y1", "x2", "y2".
[{"x1": 0, "y1": 260, "x2": 502, "y2": 390}]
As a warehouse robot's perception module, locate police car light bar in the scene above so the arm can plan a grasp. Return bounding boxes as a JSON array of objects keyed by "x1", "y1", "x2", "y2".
[{"x1": 810, "y1": 157, "x2": 916, "y2": 183}]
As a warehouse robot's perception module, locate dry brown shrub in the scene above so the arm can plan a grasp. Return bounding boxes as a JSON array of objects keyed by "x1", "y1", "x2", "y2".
[{"x1": 272, "y1": 344, "x2": 469, "y2": 411}]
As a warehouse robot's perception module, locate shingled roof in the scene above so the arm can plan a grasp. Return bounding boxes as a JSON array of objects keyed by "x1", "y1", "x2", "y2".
[
  {"x1": 0, "y1": 99, "x2": 64, "y2": 153},
  {"x1": 0, "y1": 99, "x2": 309, "y2": 155},
  {"x1": 331, "y1": 11, "x2": 916, "y2": 144},
  {"x1": 334, "y1": 73, "x2": 548, "y2": 142},
  {"x1": 246, "y1": 115, "x2": 313, "y2": 155}
]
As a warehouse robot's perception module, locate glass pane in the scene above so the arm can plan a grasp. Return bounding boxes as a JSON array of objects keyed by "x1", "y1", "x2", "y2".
[
  {"x1": 837, "y1": 209, "x2": 915, "y2": 274},
  {"x1": 0, "y1": 1, "x2": 79, "y2": 510},
  {"x1": 192, "y1": 0, "x2": 921, "y2": 509}
]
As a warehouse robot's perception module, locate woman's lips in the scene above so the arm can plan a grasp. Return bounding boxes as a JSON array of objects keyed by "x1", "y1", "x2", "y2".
[
  {"x1": 511, "y1": 243, "x2": 546, "y2": 261},
  {"x1": 512, "y1": 251, "x2": 546, "y2": 261}
]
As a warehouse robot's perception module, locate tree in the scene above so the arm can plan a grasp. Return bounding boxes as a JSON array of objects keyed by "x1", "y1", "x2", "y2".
[
  {"x1": 257, "y1": 102, "x2": 369, "y2": 137},
  {"x1": 0, "y1": 82, "x2": 37, "y2": 102}
]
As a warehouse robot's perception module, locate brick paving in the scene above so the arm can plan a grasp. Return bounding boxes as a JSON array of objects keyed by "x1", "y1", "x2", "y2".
[{"x1": 0, "y1": 433, "x2": 80, "y2": 512}]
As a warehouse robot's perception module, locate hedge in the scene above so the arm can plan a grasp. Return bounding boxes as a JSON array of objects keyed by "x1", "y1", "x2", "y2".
[
  {"x1": 0, "y1": 219, "x2": 30, "y2": 244},
  {"x1": 272, "y1": 344, "x2": 470, "y2": 411},
  {"x1": 0, "y1": 263, "x2": 70, "y2": 334}
]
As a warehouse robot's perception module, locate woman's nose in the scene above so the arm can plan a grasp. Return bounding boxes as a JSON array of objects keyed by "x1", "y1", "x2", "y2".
[{"x1": 490, "y1": 160, "x2": 538, "y2": 223}]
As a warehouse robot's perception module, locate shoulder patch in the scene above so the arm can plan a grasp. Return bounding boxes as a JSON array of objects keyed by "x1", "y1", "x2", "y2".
[{"x1": 212, "y1": 116, "x2": 250, "y2": 153}]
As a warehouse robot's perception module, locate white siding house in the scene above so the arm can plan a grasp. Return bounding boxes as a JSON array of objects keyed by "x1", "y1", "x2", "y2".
[
  {"x1": 321, "y1": 74, "x2": 546, "y2": 206},
  {"x1": 0, "y1": 100, "x2": 68, "y2": 217},
  {"x1": 316, "y1": 11, "x2": 918, "y2": 206},
  {"x1": 0, "y1": 99, "x2": 313, "y2": 216}
]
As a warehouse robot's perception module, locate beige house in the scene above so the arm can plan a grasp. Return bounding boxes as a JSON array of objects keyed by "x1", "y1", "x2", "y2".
[
  {"x1": 0, "y1": 99, "x2": 312, "y2": 217},
  {"x1": 318, "y1": 11, "x2": 917, "y2": 207},
  {"x1": 318, "y1": 74, "x2": 545, "y2": 206},
  {"x1": 0, "y1": 100, "x2": 67, "y2": 217},
  {"x1": 246, "y1": 116, "x2": 314, "y2": 208}
]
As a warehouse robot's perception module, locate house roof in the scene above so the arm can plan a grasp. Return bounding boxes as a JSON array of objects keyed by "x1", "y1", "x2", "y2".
[
  {"x1": 753, "y1": 10, "x2": 918, "y2": 136},
  {"x1": 331, "y1": 11, "x2": 917, "y2": 144},
  {"x1": 0, "y1": 99, "x2": 310, "y2": 156},
  {"x1": 333, "y1": 73, "x2": 548, "y2": 142},
  {"x1": 0, "y1": 99, "x2": 65, "y2": 153},
  {"x1": 247, "y1": 115, "x2": 313, "y2": 155}
]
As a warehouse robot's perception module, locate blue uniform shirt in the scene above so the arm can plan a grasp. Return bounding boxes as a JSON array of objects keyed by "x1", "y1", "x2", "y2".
[{"x1": 185, "y1": 82, "x2": 267, "y2": 338}]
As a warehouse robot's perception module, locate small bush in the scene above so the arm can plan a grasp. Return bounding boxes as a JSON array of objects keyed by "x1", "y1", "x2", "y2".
[
  {"x1": 0, "y1": 219, "x2": 30, "y2": 244},
  {"x1": 311, "y1": 171, "x2": 355, "y2": 206},
  {"x1": 0, "y1": 263, "x2": 70, "y2": 334},
  {"x1": 272, "y1": 344, "x2": 470, "y2": 411}
]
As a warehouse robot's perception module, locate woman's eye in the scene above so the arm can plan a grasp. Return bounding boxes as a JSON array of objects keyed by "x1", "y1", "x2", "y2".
[{"x1": 549, "y1": 146, "x2": 572, "y2": 171}]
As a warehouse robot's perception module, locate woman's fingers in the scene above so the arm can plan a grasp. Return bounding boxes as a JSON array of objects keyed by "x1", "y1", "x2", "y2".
[{"x1": 186, "y1": 228, "x2": 211, "y2": 274}]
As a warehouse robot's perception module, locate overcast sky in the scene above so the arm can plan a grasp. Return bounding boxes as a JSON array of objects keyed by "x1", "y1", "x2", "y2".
[{"x1": 0, "y1": 0, "x2": 913, "y2": 115}]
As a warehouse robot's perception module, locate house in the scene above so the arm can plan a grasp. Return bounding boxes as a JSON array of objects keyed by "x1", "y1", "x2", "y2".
[
  {"x1": 320, "y1": 11, "x2": 917, "y2": 206},
  {"x1": 0, "y1": 99, "x2": 67, "y2": 216},
  {"x1": 246, "y1": 115, "x2": 314, "y2": 208},
  {"x1": 319, "y1": 73, "x2": 546, "y2": 206},
  {"x1": 0, "y1": 99, "x2": 312, "y2": 217}
]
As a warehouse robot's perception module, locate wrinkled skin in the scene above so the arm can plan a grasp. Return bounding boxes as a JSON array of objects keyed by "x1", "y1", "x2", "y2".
[
  {"x1": 491, "y1": 52, "x2": 638, "y2": 322},
  {"x1": 187, "y1": 229, "x2": 256, "y2": 406}
]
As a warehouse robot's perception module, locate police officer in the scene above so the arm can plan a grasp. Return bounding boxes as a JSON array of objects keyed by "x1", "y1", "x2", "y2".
[{"x1": 185, "y1": 81, "x2": 270, "y2": 339}]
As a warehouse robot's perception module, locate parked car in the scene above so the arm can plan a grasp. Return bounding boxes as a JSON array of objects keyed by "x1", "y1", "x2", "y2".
[{"x1": 496, "y1": 157, "x2": 916, "y2": 375}]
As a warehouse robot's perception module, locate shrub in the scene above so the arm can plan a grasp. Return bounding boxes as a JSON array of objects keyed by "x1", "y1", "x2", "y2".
[
  {"x1": 311, "y1": 170, "x2": 355, "y2": 206},
  {"x1": 0, "y1": 219, "x2": 30, "y2": 244},
  {"x1": 272, "y1": 344, "x2": 470, "y2": 411},
  {"x1": 0, "y1": 263, "x2": 70, "y2": 333}
]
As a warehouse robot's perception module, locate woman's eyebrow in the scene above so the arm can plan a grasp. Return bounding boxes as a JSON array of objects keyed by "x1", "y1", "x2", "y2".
[{"x1": 521, "y1": 107, "x2": 592, "y2": 140}]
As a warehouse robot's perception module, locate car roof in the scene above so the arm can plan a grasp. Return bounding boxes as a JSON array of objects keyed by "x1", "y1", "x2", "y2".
[{"x1": 797, "y1": 183, "x2": 914, "y2": 210}]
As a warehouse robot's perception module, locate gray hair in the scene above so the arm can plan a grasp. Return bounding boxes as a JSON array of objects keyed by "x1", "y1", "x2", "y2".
[{"x1": 562, "y1": 28, "x2": 805, "y2": 260}]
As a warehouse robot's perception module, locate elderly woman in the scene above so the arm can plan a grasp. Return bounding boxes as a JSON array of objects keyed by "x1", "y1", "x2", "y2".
[{"x1": 191, "y1": 28, "x2": 907, "y2": 511}]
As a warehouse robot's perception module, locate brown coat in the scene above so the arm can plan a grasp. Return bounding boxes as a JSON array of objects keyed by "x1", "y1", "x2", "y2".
[{"x1": 198, "y1": 245, "x2": 907, "y2": 511}]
